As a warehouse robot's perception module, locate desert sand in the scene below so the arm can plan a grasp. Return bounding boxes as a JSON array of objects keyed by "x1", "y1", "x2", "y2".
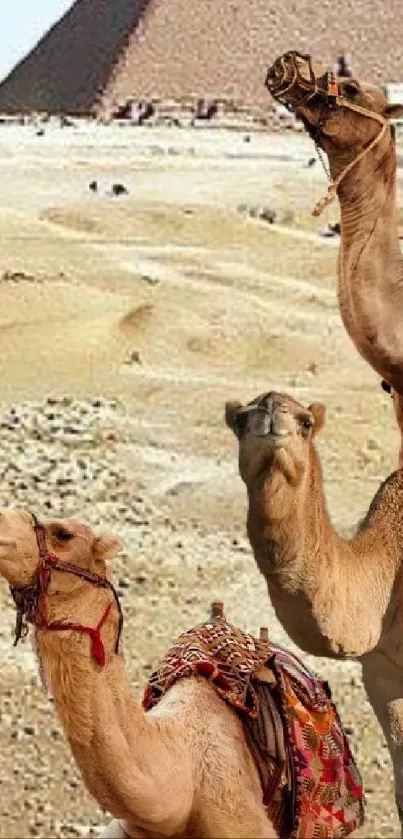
[{"x1": 0, "y1": 119, "x2": 401, "y2": 837}]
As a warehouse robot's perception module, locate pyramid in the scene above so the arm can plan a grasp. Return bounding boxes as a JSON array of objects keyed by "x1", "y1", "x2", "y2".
[
  {"x1": 0, "y1": 0, "x2": 150, "y2": 115},
  {"x1": 0, "y1": 0, "x2": 402, "y2": 116}
]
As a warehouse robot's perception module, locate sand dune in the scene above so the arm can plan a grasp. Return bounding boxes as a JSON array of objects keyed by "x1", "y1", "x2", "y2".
[{"x1": 0, "y1": 123, "x2": 399, "y2": 837}]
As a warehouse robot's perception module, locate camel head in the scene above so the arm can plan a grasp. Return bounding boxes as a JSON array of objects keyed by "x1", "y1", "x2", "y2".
[
  {"x1": 225, "y1": 390, "x2": 325, "y2": 487},
  {"x1": 0, "y1": 509, "x2": 121, "y2": 590},
  {"x1": 265, "y1": 51, "x2": 403, "y2": 171}
]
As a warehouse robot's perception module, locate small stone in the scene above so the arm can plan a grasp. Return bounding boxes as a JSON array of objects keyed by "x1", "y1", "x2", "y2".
[
  {"x1": 124, "y1": 350, "x2": 142, "y2": 365},
  {"x1": 258, "y1": 206, "x2": 276, "y2": 224},
  {"x1": 23, "y1": 724, "x2": 36, "y2": 735}
]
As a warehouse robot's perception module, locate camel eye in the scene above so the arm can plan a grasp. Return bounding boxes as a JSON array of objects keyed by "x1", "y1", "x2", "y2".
[
  {"x1": 55, "y1": 528, "x2": 73, "y2": 542},
  {"x1": 300, "y1": 415, "x2": 313, "y2": 431}
]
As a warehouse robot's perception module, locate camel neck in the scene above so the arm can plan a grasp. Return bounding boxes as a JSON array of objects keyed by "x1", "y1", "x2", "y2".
[
  {"x1": 36, "y1": 599, "x2": 163, "y2": 825},
  {"x1": 246, "y1": 450, "x2": 402, "y2": 659},
  {"x1": 247, "y1": 446, "x2": 334, "y2": 590},
  {"x1": 334, "y1": 129, "x2": 403, "y2": 392},
  {"x1": 337, "y1": 134, "x2": 398, "y2": 261}
]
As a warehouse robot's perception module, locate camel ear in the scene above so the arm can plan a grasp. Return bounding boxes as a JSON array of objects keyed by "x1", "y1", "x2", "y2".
[
  {"x1": 308, "y1": 403, "x2": 326, "y2": 435},
  {"x1": 94, "y1": 533, "x2": 122, "y2": 562},
  {"x1": 225, "y1": 400, "x2": 244, "y2": 436},
  {"x1": 384, "y1": 104, "x2": 403, "y2": 121}
]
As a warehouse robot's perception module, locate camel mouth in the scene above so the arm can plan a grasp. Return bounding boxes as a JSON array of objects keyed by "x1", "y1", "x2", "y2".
[
  {"x1": 264, "y1": 431, "x2": 293, "y2": 449},
  {"x1": 247, "y1": 410, "x2": 293, "y2": 445}
]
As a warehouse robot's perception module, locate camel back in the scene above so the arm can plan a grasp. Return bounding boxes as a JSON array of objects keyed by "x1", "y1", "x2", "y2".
[{"x1": 143, "y1": 607, "x2": 365, "y2": 839}]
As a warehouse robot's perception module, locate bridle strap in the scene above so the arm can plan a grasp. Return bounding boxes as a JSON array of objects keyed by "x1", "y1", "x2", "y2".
[
  {"x1": 37, "y1": 601, "x2": 113, "y2": 667},
  {"x1": 312, "y1": 105, "x2": 389, "y2": 217},
  {"x1": 10, "y1": 515, "x2": 123, "y2": 664},
  {"x1": 39, "y1": 553, "x2": 124, "y2": 657}
]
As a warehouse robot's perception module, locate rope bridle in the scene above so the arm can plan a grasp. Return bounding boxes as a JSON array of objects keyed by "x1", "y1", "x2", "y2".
[
  {"x1": 10, "y1": 513, "x2": 123, "y2": 667},
  {"x1": 265, "y1": 51, "x2": 390, "y2": 217}
]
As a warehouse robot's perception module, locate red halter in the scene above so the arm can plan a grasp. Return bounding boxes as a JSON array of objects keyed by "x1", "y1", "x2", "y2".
[{"x1": 10, "y1": 513, "x2": 123, "y2": 667}]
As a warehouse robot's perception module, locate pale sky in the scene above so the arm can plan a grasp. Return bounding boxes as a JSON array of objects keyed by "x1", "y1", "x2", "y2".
[{"x1": 0, "y1": 0, "x2": 73, "y2": 81}]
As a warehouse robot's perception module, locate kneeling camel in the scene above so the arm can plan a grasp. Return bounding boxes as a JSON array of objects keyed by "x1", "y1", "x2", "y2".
[{"x1": 0, "y1": 510, "x2": 363, "y2": 839}]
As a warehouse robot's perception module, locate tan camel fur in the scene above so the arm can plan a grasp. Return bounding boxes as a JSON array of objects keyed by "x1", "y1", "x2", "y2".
[
  {"x1": 381, "y1": 380, "x2": 403, "y2": 466},
  {"x1": 225, "y1": 389, "x2": 403, "y2": 831},
  {"x1": 0, "y1": 510, "x2": 275, "y2": 839},
  {"x1": 265, "y1": 52, "x2": 403, "y2": 456}
]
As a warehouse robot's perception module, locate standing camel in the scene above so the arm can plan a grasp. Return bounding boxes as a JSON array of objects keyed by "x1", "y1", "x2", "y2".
[
  {"x1": 225, "y1": 388, "x2": 403, "y2": 831},
  {"x1": 0, "y1": 510, "x2": 363, "y2": 839},
  {"x1": 265, "y1": 51, "x2": 403, "y2": 461}
]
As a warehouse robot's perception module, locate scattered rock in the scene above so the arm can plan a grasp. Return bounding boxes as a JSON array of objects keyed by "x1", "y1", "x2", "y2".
[
  {"x1": 318, "y1": 222, "x2": 341, "y2": 238},
  {"x1": 141, "y1": 274, "x2": 159, "y2": 286},
  {"x1": 124, "y1": 349, "x2": 142, "y2": 365},
  {"x1": 110, "y1": 183, "x2": 129, "y2": 196},
  {"x1": 236, "y1": 204, "x2": 276, "y2": 224},
  {"x1": 0, "y1": 396, "x2": 156, "y2": 525},
  {"x1": 258, "y1": 206, "x2": 276, "y2": 224},
  {"x1": 1, "y1": 270, "x2": 38, "y2": 284},
  {"x1": 60, "y1": 115, "x2": 74, "y2": 128}
]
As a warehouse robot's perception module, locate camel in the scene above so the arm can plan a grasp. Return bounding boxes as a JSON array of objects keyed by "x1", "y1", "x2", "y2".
[
  {"x1": 225, "y1": 388, "x2": 403, "y2": 831},
  {"x1": 265, "y1": 51, "x2": 403, "y2": 459},
  {"x1": 0, "y1": 510, "x2": 364, "y2": 839}
]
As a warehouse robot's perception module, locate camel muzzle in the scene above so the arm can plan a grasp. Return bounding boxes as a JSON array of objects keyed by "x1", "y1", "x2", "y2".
[
  {"x1": 265, "y1": 51, "x2": 339, "y2": 112},
  {"x1": 238, "y1": 399, "x2": 294, "y2": 443}
]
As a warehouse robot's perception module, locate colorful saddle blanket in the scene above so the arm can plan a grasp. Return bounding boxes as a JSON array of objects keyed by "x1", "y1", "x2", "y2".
[{"x1": 143, "y1": 614, "x2": 365, "y2": 839}]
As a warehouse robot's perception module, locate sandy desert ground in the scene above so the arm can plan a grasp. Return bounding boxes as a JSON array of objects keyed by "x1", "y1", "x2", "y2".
[{"x1": 0, "y1": 119, "x2": 401, "y2": 837}]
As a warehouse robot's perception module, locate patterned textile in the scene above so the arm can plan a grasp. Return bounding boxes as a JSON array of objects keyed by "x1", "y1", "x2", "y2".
[{"x1": 143, "y1": 613, "x2": 365, "y2": 839}]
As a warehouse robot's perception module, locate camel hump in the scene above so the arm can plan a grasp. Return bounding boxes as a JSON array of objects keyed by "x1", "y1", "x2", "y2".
[{"x1": 210, "y1": 600, "x2": 225, "y2": 619}]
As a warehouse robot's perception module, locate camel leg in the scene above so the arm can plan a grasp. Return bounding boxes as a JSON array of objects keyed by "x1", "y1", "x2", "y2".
[{"x1": 362, "y1": 653, "x2": 403, "y2": 835}]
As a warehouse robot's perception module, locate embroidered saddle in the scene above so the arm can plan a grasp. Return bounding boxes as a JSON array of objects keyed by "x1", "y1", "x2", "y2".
[{"x1": 143, "y1": 603, "x2": 365, "y2": 839}]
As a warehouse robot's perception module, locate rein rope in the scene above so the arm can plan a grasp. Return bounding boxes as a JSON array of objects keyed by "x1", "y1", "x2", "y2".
[
  {"x1": 311, "y1": 105, "x2": 388, "y2": 217},
  {"x1": 10, "y1": 513, "x2": 123, "y2": 668},
  {"x1": 265, "y1": 51, "x2": 389, "y2": 217}
]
